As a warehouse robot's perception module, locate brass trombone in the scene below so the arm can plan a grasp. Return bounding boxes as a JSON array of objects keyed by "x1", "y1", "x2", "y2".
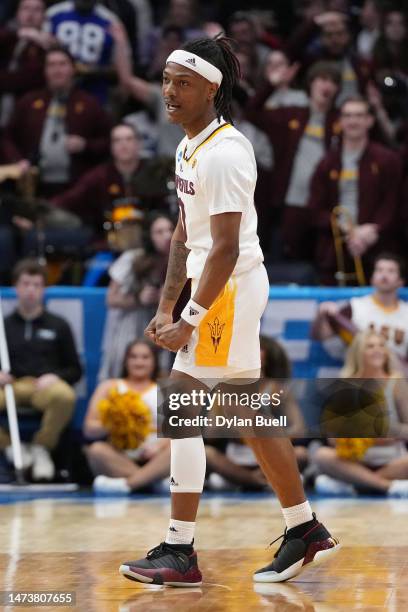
[{"x1": 330, "y1": 205, "x2": 366, "y2": 286}]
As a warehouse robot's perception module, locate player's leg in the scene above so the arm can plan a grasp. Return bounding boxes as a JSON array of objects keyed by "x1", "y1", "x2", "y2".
[
  {"x1": 247, "y1": 437, "x2": 340, "y2": 582},
  {"x1": 119, "y1": 369, "x2": 206, "y2": 586}
]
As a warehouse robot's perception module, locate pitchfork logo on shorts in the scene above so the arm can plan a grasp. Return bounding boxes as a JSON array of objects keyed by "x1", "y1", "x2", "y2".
[{"x1": 208, "y1": 317, "x2": 225, "y2": 353}]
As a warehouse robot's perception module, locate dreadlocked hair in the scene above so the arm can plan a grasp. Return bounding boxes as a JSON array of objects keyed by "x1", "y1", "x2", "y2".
[{"x1": 182, "y1": 36, "x2": 241, "y2": 124}]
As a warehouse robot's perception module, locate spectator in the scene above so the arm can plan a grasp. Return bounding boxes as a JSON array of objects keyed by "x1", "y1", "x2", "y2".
[
  {"x1": 372, "y1": 9, "x2": 408, "y2": 79},
  {"x1": 98, "y1": 212, "x2": 174, "y2": 380},
  {"x1": 118, "y1": 32, "x2": 184, "y2": 159},
  {"x1": 247, "y1": 61, "x2": 341, "y2": 261},
  {"x1": 262, "y1": 50, "x2": 309, "y2": 109},
  {"x1": 311, "y1": 252, "x2": 408, "y2": 365},
  {"x1": 231, "y1": 86, "x2": 274, "y2": 172},
  {"x1": 142, "y1": 0, "x2": 205, "y2": 72},
  {"x1": 314, "y1": 330, "x2": 408, "y2": 497},
  {"x1": 356, "y1": 0, "x2": 381, "y2": 62},
  {"x1": 0, "y1": 0, "x2": 47, "y2": 127},
  {"x1": 288, "y1": 11, "x2": 370, "y2": 105},
  {"x1": 45, "y1": 0, "x2": 132, "y2": 104},
  {"x1": 227, "y1": 12, "x2": 271, "y2": 78},
  {"x1": 0, "y1": 259, "x2": 82, "y2": 480},
  {"x1": 83, "y1": 339, "x2": 170, "y2": 493},
  {"x1": 3, "y1": 45, "x2": 111, "y2": 198},
  {"x1": 53, "y1": 123, "x2": 170, "y2": 238},
  {"x1": 308, "y1": 95, "x2": 402, "y2": 284}
]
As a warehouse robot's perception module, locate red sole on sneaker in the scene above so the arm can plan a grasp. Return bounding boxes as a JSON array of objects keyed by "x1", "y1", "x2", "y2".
[
  {"x1": 119, "y1": 564, "x2": 203, "y2": 587},
  {"x1": 253, "y1": 541, "x2": 341, "y2": 583}
]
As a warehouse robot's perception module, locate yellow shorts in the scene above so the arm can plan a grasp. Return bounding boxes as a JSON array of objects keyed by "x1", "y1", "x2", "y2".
[{"x1": 173, "y1": 263, "x2": 269, "y2": 380}]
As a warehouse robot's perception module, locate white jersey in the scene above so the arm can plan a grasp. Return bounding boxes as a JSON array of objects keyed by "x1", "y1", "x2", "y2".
[
  {"x1": 174, "y1": 117, "x2": 264, "y2": 279},
  {"x1": 351, "y1": 295, "x2": 408, "y2": 358}
]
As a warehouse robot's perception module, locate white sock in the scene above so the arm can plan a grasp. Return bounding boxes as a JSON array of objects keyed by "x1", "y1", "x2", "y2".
[
  {"x1": 281, "y1": 500, "x2": 314, "y2": 530},
  {"x1": 165, "y1": 519, "x2": 195, "y2": 546}
]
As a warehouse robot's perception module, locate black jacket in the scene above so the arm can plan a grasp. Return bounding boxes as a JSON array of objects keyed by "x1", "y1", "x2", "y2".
[{"x1": 5, "y1": 309, "x2": 82, "y2": 385}]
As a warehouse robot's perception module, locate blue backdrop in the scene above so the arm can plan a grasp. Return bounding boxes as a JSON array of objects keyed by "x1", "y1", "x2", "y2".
[{"x1": 1, "y1": 286, "x2": 407, "y2": 428}]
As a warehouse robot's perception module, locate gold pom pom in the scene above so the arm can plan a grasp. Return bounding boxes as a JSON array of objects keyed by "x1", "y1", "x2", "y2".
[{"x1": 98, "y1": 388, "x2": 153, "y2": 450}]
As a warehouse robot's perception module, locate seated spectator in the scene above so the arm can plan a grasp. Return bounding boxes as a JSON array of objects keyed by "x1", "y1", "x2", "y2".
[
  {"x1": 0, "y1": 259, "x2": 82, "y2": 481},
  {"x1": 311, "y1": 253, "x2": 408, "y2": 367},
  {"x1": 246, "y1": 61, "x2": 340, "y2": 262},
  {"x1": 0, "y1": 0, "x2": 46, "y2": 127},
  {"x1": 314, "y1": 330, "x2": 408, "y2": 497},
  {"x1": 45, "y1": 0, "x2": 132, "y2": 104},
  {"x1": 83, "y1": 339, "x2": 170, "y2": 493},
  {"x1": 356, "y1": 0, "x2": 381, "y2": 62},
  {"x1": 98, "y1": 212, "x2": 174, "y2": 380},
  {"x1": 206, "y1": 337, "x2": 307, "y2": 491},
  {"x1": 53, "y1": 123, "x2": 170, "y2": 239},
  {"x1": 3, "y1": 45, "x2": 111, "y2": 198},
  {"x1": 288, "y1": 10, "x2": 370, "y2": 105},
  {"x1": 262, "y1": 50, "x2": 309, "y2": 109},
  {"x1": 372, "y1": 9, "x2": 408, "y2": 79},
  {"x1": 308, "y1": 96, "x2": 402, "y2": 284}
]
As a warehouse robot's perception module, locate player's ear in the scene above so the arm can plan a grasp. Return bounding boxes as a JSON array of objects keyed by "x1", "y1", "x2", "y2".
[{"x1": 208, "y1": 82, "x2": 218, "y2": 101}]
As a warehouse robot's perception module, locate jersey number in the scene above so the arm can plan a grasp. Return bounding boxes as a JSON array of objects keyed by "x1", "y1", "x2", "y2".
[
  {"x1": 178, "y1": 197, "x2": 187, "y2": 241},
  {"x1": 56, "y1": 21, "x2": 105, "y2": 63}
]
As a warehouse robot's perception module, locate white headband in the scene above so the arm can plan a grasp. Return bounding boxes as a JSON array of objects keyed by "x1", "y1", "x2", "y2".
[{"x1": 166, "y1": 50, "x2": 223, "y2": 86}]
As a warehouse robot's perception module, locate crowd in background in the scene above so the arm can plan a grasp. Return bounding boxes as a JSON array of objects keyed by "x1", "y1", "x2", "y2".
[
  {"x1": 1, "y1": 0, "x2": 408, "y2": 286},
  {"x1": 1, "y1": 0, "x2": 408, "y2": 496}
]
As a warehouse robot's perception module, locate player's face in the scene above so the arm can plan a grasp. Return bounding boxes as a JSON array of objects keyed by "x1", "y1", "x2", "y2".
[
  {"x1": 17, "y1": 0, "x2": 45, "y2": 29},
  {"x1": 162, "y1": 63, "x2": 217, "y2": 127},
  {"x1": 371, "y1": 260, "x2": 403, "y2": 293},
  {"x1": 362, "y1": 334, "x2": 387, "y2": 371},
  {"x1": 150, "y1": 217, "x2": 174, "y2": 254},
  {"x1": 111, "y1": 126, "x2": 140, "y2": 163},
  {"x1": 45, "y1": 52, "x2": 75, "y2": 90},
  {"x1": 126, "y1": 344, "x2": 155, "y2": 380},
  {"x1": 15, "y1": 274, "x2": 45, "y2": 310}
]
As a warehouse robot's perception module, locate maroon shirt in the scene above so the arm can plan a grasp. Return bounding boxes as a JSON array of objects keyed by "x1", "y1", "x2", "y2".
[
  {"x1": 246, "y1": 83, "x2": 340, "y2": 206},
  {"x1": 53, "y1": 161, "x2": 169, "y2": 234},
  {"x1": 3, "y1": 87, "x2": 111, "y2": 184},
  {"x1": 308, "y1": 141, "x2": 402, "y2": 279},
  {"x1": 0, "y1": 28, "x2": 45, "y2": 96}
]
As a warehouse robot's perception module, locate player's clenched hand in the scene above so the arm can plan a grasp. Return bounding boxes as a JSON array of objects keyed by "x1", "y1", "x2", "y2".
[
  {"x1": 155, "y1": 319, "x2": 194, "y2": 352},
  {"x1": 144, "y1": 311, "x2": 173, "y2": 345}
]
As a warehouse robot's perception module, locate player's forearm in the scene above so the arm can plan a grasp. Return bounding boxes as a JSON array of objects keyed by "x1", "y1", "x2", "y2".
[
  {"x1": 158, "y1": 238, "x2": 189, "y2": 314},
  {"x1": 192, "y1": 244, "x2": 239, "y2": 309}
]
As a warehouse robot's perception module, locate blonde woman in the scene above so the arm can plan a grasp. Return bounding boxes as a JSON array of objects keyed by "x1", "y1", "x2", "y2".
[
  {"x1": 315, "y1": 330, "x2": 408, "y2": 497},
  {"x1": 83, "y1": 339, "x2": 170, "y2": 493}
]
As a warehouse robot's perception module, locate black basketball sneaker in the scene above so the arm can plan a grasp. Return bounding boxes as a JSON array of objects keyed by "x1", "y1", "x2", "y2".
[
  {"x1": 119, "y1": 542, "x2": 202, "y2": 587},
  {"x1": 254, "y1": 514, "x2": 340, "y2": 583}
]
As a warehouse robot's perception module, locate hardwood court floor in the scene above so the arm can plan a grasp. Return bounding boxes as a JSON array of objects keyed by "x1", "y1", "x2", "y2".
[{"x1": 0, "y1": 493, "x2": 407, "y2": 611}]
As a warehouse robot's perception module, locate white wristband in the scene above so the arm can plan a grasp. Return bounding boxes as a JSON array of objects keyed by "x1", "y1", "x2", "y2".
[{"x1": 181, "y1": 299, "x2": 208, "y2": 327}]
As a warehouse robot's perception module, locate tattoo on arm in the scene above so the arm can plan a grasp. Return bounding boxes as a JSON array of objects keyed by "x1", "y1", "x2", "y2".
[{"x1": 162, "y1": 239, "x2": 189, "y2": 303}]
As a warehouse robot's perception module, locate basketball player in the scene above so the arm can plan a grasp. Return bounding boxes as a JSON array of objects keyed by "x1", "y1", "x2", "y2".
[{"x1": 119, "y1": 36, "x2": 340, "y2": 586}]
